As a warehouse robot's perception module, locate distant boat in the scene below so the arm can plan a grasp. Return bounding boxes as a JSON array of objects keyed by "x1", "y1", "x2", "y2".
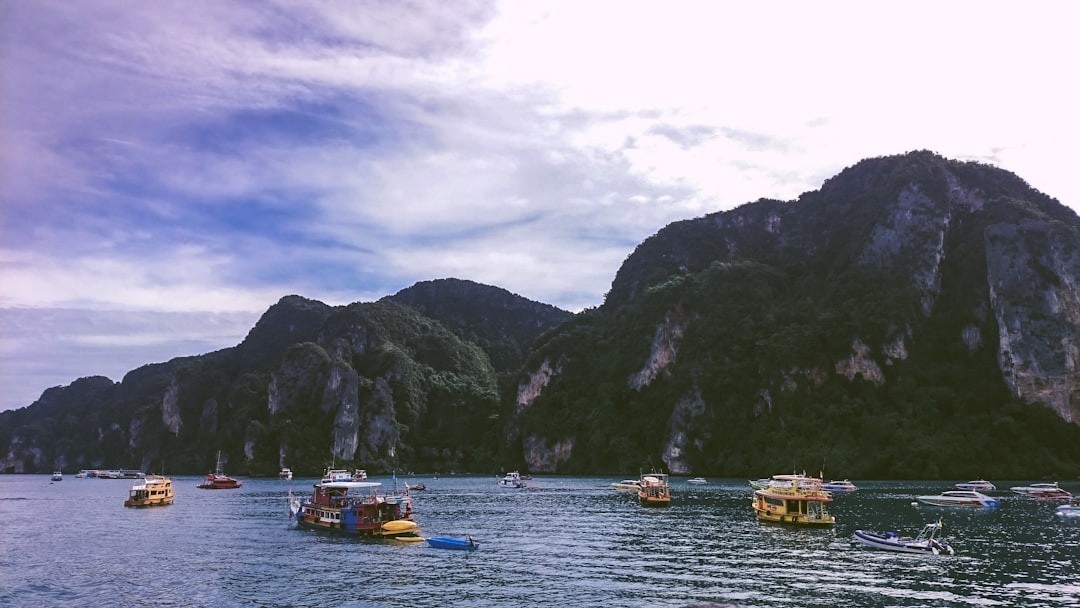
[
  {"x1": 852, "y1": 522, "x2": 954, "y2": 555},
  {"x1": 51, "y1": 471, "x2": 62, "y2": 481},
  {"x1": 498, "y1": 471, "x2": 527, "y2": 488},
  {"x1": 687, "y1": 477, "x2": 708, "y2": 485},
  {"x1": 611, "y1": 479, "x2": 641, "y2": 492},
  {"x1": 916, "y1": 490, "x2": 999, "y2": 508},
  {"x1": 1010, "y1": 482, "x2": 1072, "y2": 500},
  {"x1": 1056, "y1": 500, "x2": 1080, "y2": 519},
  {"x1": 279, "y1": 468, "x2": 293, "y2": 480},
  {"x1": 124, "y1": 475, "x2": 174, "y2": 508},
  {"x1": 427, "y1": 535, "x2": 479, "y2": 551},
  {"x1": 638, "y1": 473, "x2": 671, "y2": 507},
  {"x1": 955, "y1": 479, "x2": 996, "y2": 491},
  {"x1": 197, "y1": 451, "x2": 242, "y2": 490},
  {"x1": 822, "y1": 479, "x2": 857, "y2": 493}
]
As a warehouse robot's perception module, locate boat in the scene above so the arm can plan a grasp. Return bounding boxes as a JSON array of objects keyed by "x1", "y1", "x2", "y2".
[
  {"x1": 124, "y1": 475, "x2": 175, "y2": 507},
  {"x1": 322, "y1": 468, "x2": 354, "y2": 483},
  {"x1": 752, "y1": 475, "x2": 834, "y2": 526},
  {"x1": 749, "y1": 478, "x2": 772, "y2": 490},
  {"x1": 197, "y1": 451, "x2": 243, "y2": 490},
  {"x1": 289, "y1": 480, "x2": 420, "y2": 538},
  {"x1": 427, "y1": 535, "x2": 479, "y2": 550},
  {"x1": 1010, "y1": 482, "x2": 1072, "y2": 500},
  {"x1": 687, "y1": 477, "x2": 708, "y2": 485},
  {"x1": 405, "y1": 482, "x2": 426, "y2": 491},
  {"x1": 612, "y1": 479, "x2": 642, "y2": 492},
  {"x1": 1056, "y1": 500, "x2": 1080, "y2": 518},
  {"x1": 51, "y1": 471, "x2": 62, "y2": 481},
  {"x1": 638, "y1": 473, "x2": 671, "y2": 507},
  {"x1": 821, "y1": 479, "x2": 857, "y2": 492},
  {"x1": 852, "y1": 522, "x2": 954, "y2": 555},
  {"x1": 279, "y1": 467, "x2": 293, "y2": 480},
  {"x1": 353, "y1": 469, "x2": 368, "y2": 481},
  {"x1": 955, "y1": 479, "x2": 996, "y2": 491},
  {"x1": 916, "y1": 490, "x2": 999, "y2": 508},
  {"x1": 498, "y1": 471, "x2": 527, "y2": 488}
]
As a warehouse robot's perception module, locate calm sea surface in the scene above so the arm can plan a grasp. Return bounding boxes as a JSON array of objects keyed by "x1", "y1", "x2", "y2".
[{"x1": 0, "y1": 475, "x2": 1076, "y2": 607}]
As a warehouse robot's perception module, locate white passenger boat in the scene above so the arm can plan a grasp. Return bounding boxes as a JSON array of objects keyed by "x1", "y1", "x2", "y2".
[{"x1": 1010, "y1": 482, "x2": 1072, "y2": 500}]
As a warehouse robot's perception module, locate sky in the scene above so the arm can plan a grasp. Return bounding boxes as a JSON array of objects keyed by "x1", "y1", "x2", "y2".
[{"x1": 2, "y1": 1, "x2": 1078, "y2": 412}]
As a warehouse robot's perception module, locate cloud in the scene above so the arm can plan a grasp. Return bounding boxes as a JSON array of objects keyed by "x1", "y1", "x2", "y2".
[{"x1": 2, "y1": 0, "x2": 1079, "y2": 410}]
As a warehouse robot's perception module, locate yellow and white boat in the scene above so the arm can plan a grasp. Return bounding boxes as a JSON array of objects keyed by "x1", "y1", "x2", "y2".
[
  {"x1": 638, "y1": 473, "x2": 671, "y2": 507},
  {"x1": 752, "y1": 475, "x2": 834, "y2": 526},
  {"x1": 124, "y1": 475, "x2": 175, "y2": 508}
]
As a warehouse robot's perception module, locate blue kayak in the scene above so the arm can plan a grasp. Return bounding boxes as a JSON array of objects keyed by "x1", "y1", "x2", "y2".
[{"x1": 427, "y1": 536, "x2": 479, "y2": 550}]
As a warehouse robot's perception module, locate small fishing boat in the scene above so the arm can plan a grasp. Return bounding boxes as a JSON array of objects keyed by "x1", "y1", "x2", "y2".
[
  {"x1": 916, "y1": 490, "x2": 999, "y2": 508},
  {"x1": 852, "y1": 522, "x2": 954, "y2": 555},
  {"x1": 124, "y1": 475, "x2": 175, "y2": 507},
  {"x1": 955, "y1": 479, "x2": 996, "y2": 491},
  {"x1": 197, "y1": 451, "x2": 242, "y2": 490},
  {"x1": 612, "y1": 479, "x2": 642, "y2": 492},
  {"x1": 498, "y1": 471, "x2": 527, "y2": 488},
  {"x1": 822, "y1": 479, "x2": 857, "y2": 493},
  {"x1": 290, "y1": 480, "x2": 420, "y2": 538},
  {"x1": 752, "y1": 475, "x2": 834, "y2": 526},
  {"x1": 279, "y1": 467, "x2": 293, "y2": 480},
  {"x1": 1010, "y1": 482, "x2": 1072, "y2": 500},
  {"x1": 687, "y1": 477, "x2": 708, "y2": 485},
  {"x1": 638, "y1": 473, "x2": 672, "y2": 507},
  {"x1": 427, "y1": 535, "x2": 479, "y2": 550}
]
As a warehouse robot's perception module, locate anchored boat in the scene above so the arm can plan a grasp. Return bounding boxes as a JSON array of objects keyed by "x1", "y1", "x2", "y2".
[
  {"x1": 852, "y1": 522, "x2": 954, "y2": 555},
  {"x1": 290, "y1": 480, "x2": 420, "y2": 539},
  {"x1": 638, "y1": 473, "x2": 672, "y2": 507},
  {"x1": 752, "y1": 475, "x2": 834, "y2": 526},
  {"x1": 124, "y1": 475, "x2": 175, "y2": 507}
]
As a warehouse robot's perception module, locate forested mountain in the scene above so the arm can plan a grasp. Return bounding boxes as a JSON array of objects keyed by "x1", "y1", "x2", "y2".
[
  {"x1": 4, "y1": 151, "x2": 1080, "y2": 478},
  {"x1": 511, "y1": 151, "x2": 1080, "y2": 478}
]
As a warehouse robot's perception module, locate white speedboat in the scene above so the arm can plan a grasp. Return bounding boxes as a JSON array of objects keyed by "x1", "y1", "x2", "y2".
[
  {"x1": 1010, "y1": 482, "x2": 1072, "y2": 500},
  {"x1": 687, "y1": 477, "x2": 707, "y2": 485},
  {"x1": 954, "y1": 479, "x2": 995, "y2": 491},
  {"x1": 852, "y1": 522, "x2": 955, "y2": 555},
  {"x1": 916, "y1": 490, "x2": 1000, "y2": 508},
  {"x1": 51, "y1": 471, "x2": 62, "y2": 481},
  {"x1": 612, "y1": 479, "x2": 641, "y2": 492},
  {"x1": 279, "y1": 467, "x2": 293, "y2": 480},
  {"x1": 822, "y1": 479, "x2": 857, "y2": 492}
]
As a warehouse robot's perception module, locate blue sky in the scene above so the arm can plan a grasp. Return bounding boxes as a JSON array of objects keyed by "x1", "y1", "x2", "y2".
[{"x1": 2, "y1": 1, "x2": 1078, "y2": 411}]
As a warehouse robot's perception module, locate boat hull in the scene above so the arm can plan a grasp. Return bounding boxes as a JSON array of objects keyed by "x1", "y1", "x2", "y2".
[
  {"x1": 124, "y1": 496, "x2": 174, "y2": 508},
  {"x1": 427, "y1": 536, "x2": 479, "y2": 550},
  {"x1": 852, "y1": 530, "x2": 953, "y2": 555},
  {"x1": 295, "y1": 517, "x2": 420, "y2": 538}
]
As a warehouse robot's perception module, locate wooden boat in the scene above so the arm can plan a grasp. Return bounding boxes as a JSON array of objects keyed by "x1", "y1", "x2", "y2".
[
  {"x1": 290, "y1": 480, "x2": 420, "y2": 538},
  {"x1": 427, "y1": 535, "x2": 479, "y2": 550},
  {"x1": 197, "y1": 451, "x2": 242, "y2": 490},
  {"x1": 1010, "y1": 482, "x2": 1072, "y2": 500},
  {"x1": 916, "y1": 490, "x2": 999, "y2": 508},
  {"x1": 638, "y1": 473, "x2": 671, "y2": 507},
  {"x1": 955, "y1": 479, "x2": 996, "y2": 491},
  {"x1": 124, "y1": 475, "x2": 174, "y2": 507},
  {"x1": 852, "y1": 522, "x2": 954, "y2": 555},
  {"x1": 752, "y1": 475, "x2": 834, "y2": 526}
]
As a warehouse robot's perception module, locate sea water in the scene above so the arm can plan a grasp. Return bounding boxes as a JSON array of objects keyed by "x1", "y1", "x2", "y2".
[{"x1": 0, "y1": 476, "x2": 1076, "y2": 607}]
